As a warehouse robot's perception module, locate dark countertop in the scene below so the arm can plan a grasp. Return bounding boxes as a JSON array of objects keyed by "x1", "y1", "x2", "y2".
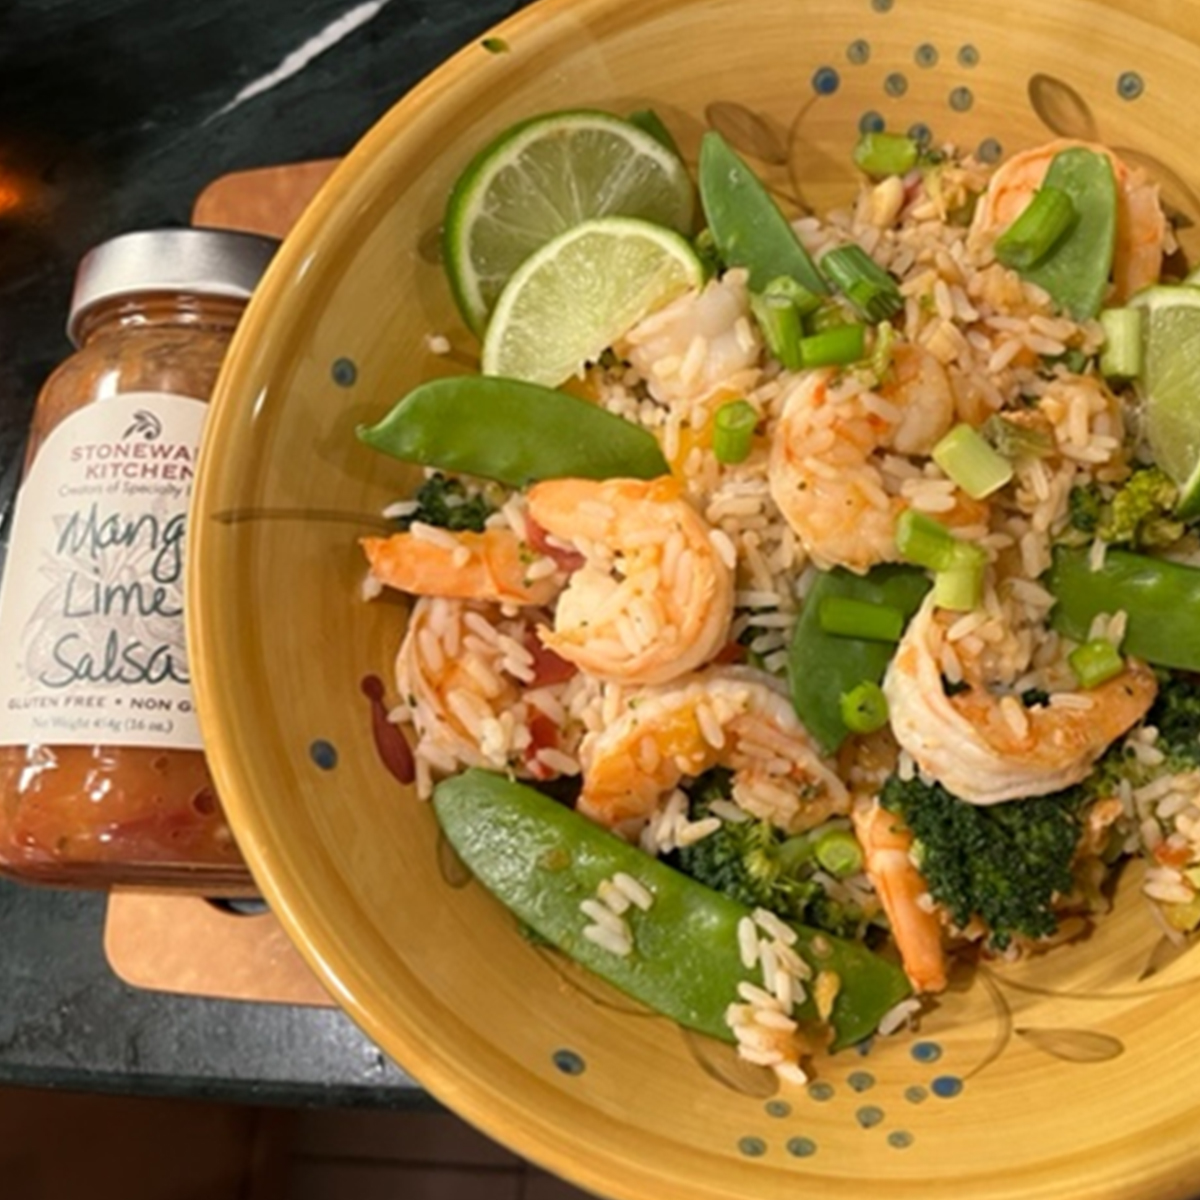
[{"x1": 0, "y1": 0, "x2": 527, "y2": 1108}]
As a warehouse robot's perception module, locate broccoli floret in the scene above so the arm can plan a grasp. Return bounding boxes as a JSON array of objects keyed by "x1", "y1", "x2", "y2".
[
  {"x1": 396, "y1": 473, "x2": 495, "y2": 533},
  {"x1": 879, "y1": 773, "x2": 1090, "y2": 950},
  {"x1": 878, "y1": 675, "x2": 1200, "y2": 952},
  {"x1": 1143, "y1": 671, "x2": 1200, "y2": 769},
  {"x1": 669, "y1": 770, "x2": 863, "y2": 937},
  {"x1": 1067, "y1": 484, "x2": 1103, "y2": 536},
  {"x1": 1067, "y1": 467, "x2": 1184, "y2": 550},
  {"x1": 671, "y1": 770, "x2": 805, "y2": 913}
]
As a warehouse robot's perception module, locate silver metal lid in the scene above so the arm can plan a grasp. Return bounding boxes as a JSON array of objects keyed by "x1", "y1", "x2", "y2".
[{"x1": 67, "y1": 227, "x2": 280, "y2": 345}]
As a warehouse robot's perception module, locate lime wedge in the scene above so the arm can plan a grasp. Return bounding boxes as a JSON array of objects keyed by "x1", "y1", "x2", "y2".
[
  {"x1": 443, "y1": 109, "x2": 696, "y2": 335},
  {"x1": 480, "y1": 216, "x2": 704, "y2": 388},
  {"x1": 1130, "y1": 285, "x2": 1200, "y2": 517}
]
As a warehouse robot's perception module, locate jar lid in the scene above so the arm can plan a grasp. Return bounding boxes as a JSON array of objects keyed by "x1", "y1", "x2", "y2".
[{"x1": 67, "y1": 227, "x2": 280, "y2": 345}]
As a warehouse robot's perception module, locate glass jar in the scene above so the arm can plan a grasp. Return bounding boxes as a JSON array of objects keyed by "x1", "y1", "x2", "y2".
[{"x1": 0, "y1": 228, "x2": 278, "y2": 892}]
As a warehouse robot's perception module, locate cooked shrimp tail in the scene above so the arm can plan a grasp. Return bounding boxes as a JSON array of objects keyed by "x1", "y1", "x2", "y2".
[
  {"x1": 852, "y1": 798, "x2": 948, "y2": 994},
  {"x1": 361, "y1": 525, "x2": 561, "y2": 607}
]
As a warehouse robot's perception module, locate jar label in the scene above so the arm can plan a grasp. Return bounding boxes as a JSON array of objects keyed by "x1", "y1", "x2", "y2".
[{"x1": 0, "y1": 392, "x2": 208, "y2": 750}]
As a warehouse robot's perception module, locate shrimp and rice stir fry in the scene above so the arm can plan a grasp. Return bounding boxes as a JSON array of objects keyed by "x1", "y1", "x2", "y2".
[{"x1": 364, "y1": 132, "x2": 1200, "y2": 1075}]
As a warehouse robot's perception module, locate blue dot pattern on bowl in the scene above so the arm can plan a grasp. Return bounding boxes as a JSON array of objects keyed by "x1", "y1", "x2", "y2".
[
  {"x1": 309, "y1": 739, "x2": 338, "y2": 770},
  {"x1": 949, "y1": 86, "x2": 974, "y2": 112},
  {"x1": 812, "y1": 66, "x2": 840, "y2": 95},
  {"x1": 331, "y1": 356, "x2": 358, "y2": 387},
  {"x1": 885, "y1": 72, "x2": 908, "y2": 98},
  {"x1": 931, "y1": 1075, "x2": 965, "y2": 1099},
  {"x1": 871, "y1": 0, "x2": 894, "y2": 11},
  {"x1": 856, "y1": 1106, "x2": 885, "y2": 1129},
  {"x1": 911, "y1": 1041, "x2": 943, "y2": 1063},
  {"x1": 738, "y1": 1136, "x2": 767, "y2": 1158},
  {"x1": 1117, "y1": 71, "x2": 1145, "y2": 100},
  {"x1": 958, "y1": 43, "x2": 980, "y2": 67},
  {"x1": 889, "y1": 1130, "x2": 915, "y2": 1149},
  {"x1": 552, "y1": 1049, "x2": 586, "y2": 1076},
  {"x1": 808, "y1": 1081, "x2": 835, "y2": 1102},
  {"x1": 847, "y1": 1070, "x2": 875, "y2": 1093},
  {"x1": 847, "y1": 38, "x2": 870, "y2": 65},
  {"x1": 908, "y1": 122, "x2": 932, "y2": 146},
  {"x1": 787, "y1": 1136, "x2": 818, "y2": 1158},
  {"x1": 905, "y1": 1085, "x2": 929, "y2": 1104},
  {"x1": 914, "y1": 42, "x2": 938, "y2": 67},
  {"x1": 765, "y1": 1100, "x2": 791, "y2": 1118},
  {"x1": 978, "y1": 138, "x2": 1003, "y2": 164},
  {"x1": 859, "y1": 110, "x2": 885, "y2": 134}
]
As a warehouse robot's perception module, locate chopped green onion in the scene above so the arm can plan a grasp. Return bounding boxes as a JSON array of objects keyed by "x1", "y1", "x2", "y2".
[
  {"x1": 712, "y1": 399, "x2": 759, "y2": 464},
  {"x1": 818, "y1": 596, "x2": 905, "y2": 642},
  {"x1": 806, "y1": 301, "x2": 854, "y2": 334},
  {"x1": 895, "y1": 509, "x2": 986, "y2": 573},
  {"x1": 869, "y1": 319, "x2": 896, "y2": 381},
  {"x1": 819, "y1": 244, "x2": 904, "y2": 322},
  {"x1": 1068, "y1": 638, "x2": 1125, "y2": 688},
  {"x1": 932, "y1": 423, "x2": 1014, "y2": 499},
  {"x1": 933, "y1": 559, "x2": 985, "y2": 612},
  {"x1": 1098, "y1": 306, "x2": 1144, "y2": 380},
  {"x1": 993, "y1": 185, "x2": 1077, "y2": 270},
  {"x1": 852, "y1": 131, "x2": 920, "y2": 179},
  {"x1": 812, "y1": 827, "x2": 867, "y2": 878},
  {"x1": 980, "y1": 414, "x2": 1053, "y2": 460},
  {"x1": 839, "y1": 681, "x2": 890, "y2": 734},
  {"x1": 762, "y1": 274, "x2": 823, "y2": 317},
  {"x1": 799, "y1": 323, "x2": 867, "y2": 368},
  {"x1": 749, "y1": 291, "x2": 803, "y2": 370}
]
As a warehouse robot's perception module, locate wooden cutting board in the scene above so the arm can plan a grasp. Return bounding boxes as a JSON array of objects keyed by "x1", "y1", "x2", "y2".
[{"x1": 104, "y1": 159, "x2": 341, "y2": 1007}]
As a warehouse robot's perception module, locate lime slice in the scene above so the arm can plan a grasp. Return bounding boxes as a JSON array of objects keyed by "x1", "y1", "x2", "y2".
[
  {"x1": 443, "y1": 109, "x2": 696, "y2": 335},
  {"x1": 1130, "y1": 285, "x2": 1200, "y2": 516},
  {"x1": 480, "y1": 216, "x2": 704, "y2": 388}
]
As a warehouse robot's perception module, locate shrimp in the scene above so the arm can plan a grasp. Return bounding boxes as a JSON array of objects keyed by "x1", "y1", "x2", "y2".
[
  {"x1": 577, "y1": 667, "x2": 848, "y2": 835},
  {"x1": 525, "y1": 476, "x2": 734, "y2": 686},
  {"x1": 768, "y1": 348, "x2": 980, "y2": 573},
  {"x1": 884, "y1": 593, "x2": 1158, "y2": 805},
  {"x1": 361, "y1": 524, "x2": 561, "y2": 607},
  {"x1": 971, "y1": 138, "x2": 1166, "y2": 303},
  {"x1": 396, "y1": 596, "x2": 584, "y2": 795},
  {"x1": 617, "y1": 269, "x2": 762, "y2": 406},
  {"x1": 851, "y1": 798, "x2": 948, "y2": 993}
]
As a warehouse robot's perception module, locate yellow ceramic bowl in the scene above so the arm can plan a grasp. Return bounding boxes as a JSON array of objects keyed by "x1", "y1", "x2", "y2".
[{"x1": 189, "y1": 1, "x2": 1200, "y2": 1196}]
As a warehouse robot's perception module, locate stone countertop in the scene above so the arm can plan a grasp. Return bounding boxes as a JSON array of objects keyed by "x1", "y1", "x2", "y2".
[{"x1": 0, "y1": 0, "x2": 526, "y2": 1107}]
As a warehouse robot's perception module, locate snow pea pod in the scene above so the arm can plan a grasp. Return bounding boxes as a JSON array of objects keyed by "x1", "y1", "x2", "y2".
[
  {"x1": 698, "y1": 131, "x2": 828, "y2": 297},
  {"x1": 357, "y1": 375, "x2": 669, "y2": 487},
  {"x1": 1019, "y1": 147, "x2": 1117, "y2": 320},
  {"x1": 788, "y1": 565, "x2": 931, "y2": 754},
  {"x1": 433, "y1": 769, "x2": 911, "y2": 1051},
  {"x1": 1046, "y1": 545, "x2": 1200, "y2": 671}
]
